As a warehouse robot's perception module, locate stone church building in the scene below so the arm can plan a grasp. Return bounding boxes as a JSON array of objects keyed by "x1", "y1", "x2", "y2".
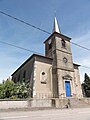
[{"x1": 12, "y1": 17, "x2": 83, "y2": 99}]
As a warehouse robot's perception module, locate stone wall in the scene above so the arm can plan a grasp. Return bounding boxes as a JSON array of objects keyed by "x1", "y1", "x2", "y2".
[
  {"x1": 0, "y1": 100, "x2": 28, "y2": 109},
  {"x1": 33, "y1": 61, "x2": 52, "y2": 98},
  {"x1": 28, "y1": 99, "x2": 52, "y2": 107},
  {"x1": 0, "y1": 98, "x2": 90, "y2": 109},
  {"x1": 0, "y1": 99, "x2": 52, "y2": 109}
]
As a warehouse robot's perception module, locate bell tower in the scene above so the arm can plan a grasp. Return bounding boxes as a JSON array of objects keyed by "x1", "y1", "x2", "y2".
[
  {"x1": 44, "y1": 17, "x2": 74, "y2": 71},
  {"x1": 44, "y1": 17, "x2": 81, "y2": 98},
  {"x1": 44, "y1": 17, "x2": 61, "y2": 58}
]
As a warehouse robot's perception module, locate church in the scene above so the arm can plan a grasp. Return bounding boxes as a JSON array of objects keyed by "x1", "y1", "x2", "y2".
[{"x1": 12, "y1": 17, "x2": 83, "y2": 99}]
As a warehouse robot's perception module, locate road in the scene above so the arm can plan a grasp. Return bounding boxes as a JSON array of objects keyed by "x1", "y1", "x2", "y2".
[{"x1": 0, "y1": 108, "x2": 90, "y2": 120}]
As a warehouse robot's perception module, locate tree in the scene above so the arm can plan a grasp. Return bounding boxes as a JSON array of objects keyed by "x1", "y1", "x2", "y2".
[
  {"x1": 4, "y1": 80, "x2": 14, "y2": 98},
  {"x1": 82, "y1": 73, "x2": 90, "y2": 97},
  {"x1": 0, "y1": 79, "x2": 31, "y2": 99},
  {"x1": 14, "y1": 82, "x2": 29, "y2": 99},
  {"x1": 0, "y1": 83, "x2": 5, "y2": 99},
  {"x1": 0, "y1": 80, "x2": 15, "y2": 99}
]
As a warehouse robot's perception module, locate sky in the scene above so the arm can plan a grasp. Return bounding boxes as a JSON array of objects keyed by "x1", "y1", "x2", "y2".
[{"x1": 0, "y1": 0, "x2": 90, "y2": 83}]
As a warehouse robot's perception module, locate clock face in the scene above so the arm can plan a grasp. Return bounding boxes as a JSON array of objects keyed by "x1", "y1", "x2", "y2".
[{"x1": 63, "y1": 57, "x2": 68, "y2": 63}]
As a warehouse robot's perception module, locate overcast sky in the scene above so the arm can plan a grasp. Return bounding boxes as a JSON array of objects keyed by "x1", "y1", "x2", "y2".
[{"x1": 0, "y1": 0, "x2": 90, "y2": 83}]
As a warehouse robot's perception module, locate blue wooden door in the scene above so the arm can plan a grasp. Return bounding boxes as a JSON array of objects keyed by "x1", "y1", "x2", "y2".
[{"x1": 65, "y1": 81, "x2": 71, "y2": 97}]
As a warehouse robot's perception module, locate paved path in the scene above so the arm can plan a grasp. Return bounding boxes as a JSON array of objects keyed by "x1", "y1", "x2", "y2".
[{"x1": 0, "y1": 108, "x2": 90, "y2": 120}]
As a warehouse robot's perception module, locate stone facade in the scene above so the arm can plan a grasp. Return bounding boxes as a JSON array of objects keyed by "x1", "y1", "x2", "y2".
[
  {"x1": 44, "y1": 32, "x2": 82, "y2": 98},
  {"x1": 12, "y1": 18, "x2": 83, "y2": 99}
]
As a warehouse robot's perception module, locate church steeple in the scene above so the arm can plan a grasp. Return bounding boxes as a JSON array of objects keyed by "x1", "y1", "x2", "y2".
[{"x1": 52, "y1": 17, "x2": 61, "y2": 33}]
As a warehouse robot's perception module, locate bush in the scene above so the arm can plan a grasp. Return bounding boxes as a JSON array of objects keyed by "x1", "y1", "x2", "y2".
[{"x1": 0, "y1": 79, "x2": 30, "y2": 99}]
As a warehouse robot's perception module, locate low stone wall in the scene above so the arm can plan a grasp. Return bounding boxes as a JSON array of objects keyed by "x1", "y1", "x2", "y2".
[
  {"x1": 28, "y1": 99, "x2": 52, "y2": 107},
  {"x1": 0, "y1": 100, "x2": 28, "y2": 109},
  {"x1": 0, "y1": 98, "x2": 89, "y2": 109},
  {"x1": 0, "y1": 99, "x2": 52, "y2": 109}
]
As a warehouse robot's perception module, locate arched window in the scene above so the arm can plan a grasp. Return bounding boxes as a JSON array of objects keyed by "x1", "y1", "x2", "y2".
[
  {"x1": 61, "y1": 39, "x2": 66, "y2": 48},
  {"x1": 18, "y1": 74, "x2": 20, "y2": 81},
  {"x1": 23, "y1": 70, "x2": 26, "y2": 79},
  {"x1": 13, "y1": 77, "x2": 16, "y2": 83},
  {"x1": 40, "y1": 71, "x2": 47, "y2": 84},
  {"x1": 23, "y1": 70, "x2": 26, "y2": 82},
  {"x1": 48, "y1": 39, "x2": 52, "y2": 50}
]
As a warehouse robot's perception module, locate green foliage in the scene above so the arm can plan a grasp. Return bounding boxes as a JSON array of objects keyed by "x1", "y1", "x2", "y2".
[
  {"x1": 82, "y1": 73, "x2": 90, "y2": 97},
  {"x1": 4, "y1": 80, "x2": 14, "y2": 98},
  {"x1": 0, "y1": 83, "x2": 5, "y2": 99},
  {"x1": 0, "y1": 79, "x2": 31, "y2": 99},
  {"x1": 14, "y1": 82, "x2": 29, "y2": 99}
]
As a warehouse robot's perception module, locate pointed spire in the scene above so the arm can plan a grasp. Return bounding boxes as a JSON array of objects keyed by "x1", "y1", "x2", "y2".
[{"x1": 52, "y1": 17, "x2": 61, "y2": 33}]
